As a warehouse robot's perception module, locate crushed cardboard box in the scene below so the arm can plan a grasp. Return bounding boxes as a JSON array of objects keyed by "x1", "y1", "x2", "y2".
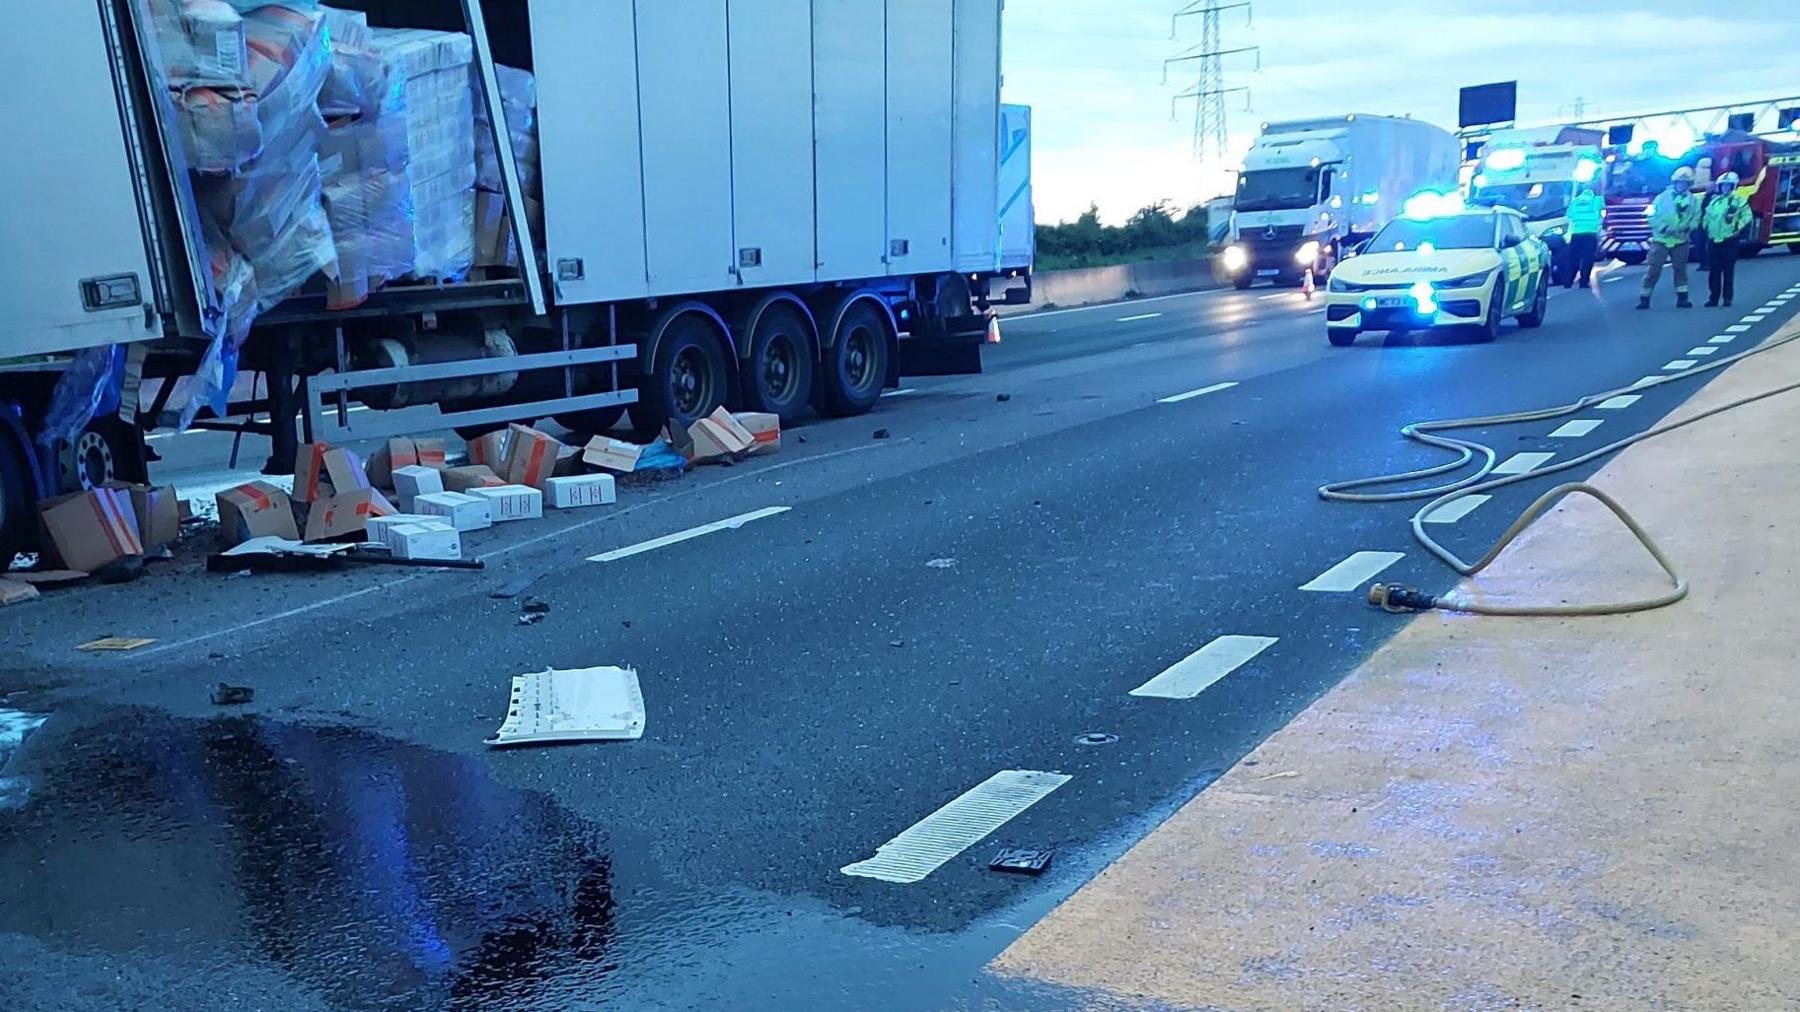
[
  {"x1": 467, "y1": 430, "x2": 510, "y2": 468},
  {"x1": 106, "y1": 481, "x2": 181, "y2": 551},
  {"x1": 293, "y1": 442, "x2": 331, "y2": 502},
  {"x1": 1, "y1": 579, "x2": 39, "y2": 607},
  {"x1": 734, "y1": 412, "x2": 781, "y2": 457},
  {"x1": 40, "y1": 487, "x2": 144, "y2": 573},
  {"x1": 304, "y1": 489, "x2": 380, "y2": 542},
  {"x1": 217, "y1": 481, "x2": 301, "y2": 544},
  {"x1": 440, "y1": 464, "x2": 507, "y2": 493},
  {"x1": 583, "y1": 437, "x2": 650, "y2": 473}
]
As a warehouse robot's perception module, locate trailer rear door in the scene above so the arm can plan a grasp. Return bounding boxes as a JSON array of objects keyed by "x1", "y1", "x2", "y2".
[
  {"x1": 885, "y1": 0, "x2": 955, "y2": 276},
  {"x1": 0, "y1": 2, "x2": 155, "y2": 357}
]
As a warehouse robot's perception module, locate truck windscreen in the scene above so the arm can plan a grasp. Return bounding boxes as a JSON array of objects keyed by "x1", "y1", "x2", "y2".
[
  {"x1": 1606, "y1": 157, "x2": 1678, "y2": 199},
  {"x1": 1473, "y1": 181, "x2": 1573, "y2": 221},
  {"x1": 1370, "y1": 216, "x2": 1495, "y2": 252},
  {"x1": 1235, "y1": 167, "x2": 1320, "y2": 211}
]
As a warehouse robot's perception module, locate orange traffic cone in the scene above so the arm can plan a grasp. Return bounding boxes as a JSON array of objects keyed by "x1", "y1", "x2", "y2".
[
  {"x1": 986, "y1": 315, "x2": 1003, "y2": 345},
  {"x1": 1302, "y1": 267, "x2": 1315, "y2": 300}
]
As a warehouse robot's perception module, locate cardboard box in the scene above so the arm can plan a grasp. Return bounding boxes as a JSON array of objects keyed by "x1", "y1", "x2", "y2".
[
  {"x1": 440, "y1": 464, "x2": 507, "y2": 493},
  {"x1": 583, "y1": 436, "x2": 650, "y2": 473},
  {"x1": 686, "y1": 407, "x2": 755, "y2": 464},
  {"x1": 546, "y1": 474, "x2": 616, "y2": 509},
  {"x1": 366, "y1": 513, "x2": 438, "y2": 548},
  {"x1": 415, "y1": 491, "x2": 492, "y2": 531},
  {"x1": 392, "y1": 465, "x2": 444, "y2": 511},
  {"x1": 468, "y1": 484, "x2": 543, "y2": 522},
  {"x1": 304, "y1": 489, "x2": 378, "y2": 542},
  {"x1": 467, "y1": 430, "x2": 510, "y2": 468},
  {"x1": 131, "y1": 485, "x2": 182, "y2": 550},
  {"x1": 389, "y1": 521, "x2": 462, "y2": 561},
  {"x1": 40, "y1": 488, "x2": 144, "y2": 573},
  {"x1": 217, "y1": 481, "x2": 300, "y2": 544},
  {"x1": 0, "y1": 579, "x2": 38, "y2": 607},
  {"x1": 734, "y1": 412, "x2": 781, "y2": 457},
  {"x1": 293, "y1": 441, "x2": 331, "y2": 502},
  {"x1": 503, "y1": 424, "x2": 563, "y2": 490},
  {"x1": 366, "y1": 437, "x2": 449, "y2": 487},
  {"x1": 324, "y1": 448, "x2": 371, "y2": 495}
]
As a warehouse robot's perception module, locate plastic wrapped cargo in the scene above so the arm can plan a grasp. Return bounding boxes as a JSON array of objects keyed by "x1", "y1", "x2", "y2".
[
  {"x1": 176, "y1": 87, "x2": 262, "y2": 173},
  {"x1": 365, "y1": 27, "x2": 478, "y2": 280},
  {"x1": 474, "y1": 63, "x2": 540, "y2": 196},
  {"x1": 151, "y1": 0, "x2": 251, "y2": 91},
  {"x1": 319, "y1": 112, "x2": 416, "y2": 308}
]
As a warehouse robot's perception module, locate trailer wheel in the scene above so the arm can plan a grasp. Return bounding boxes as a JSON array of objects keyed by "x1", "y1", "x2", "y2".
[
  {"x1": 636, "y1": 312, "x2": 731, "y2": 439},
  {"x1": 819, "y1": 300, "x2": 890, "y2": 417},
  {"x1": 738, "y1": 304, "x2": 816, "y2": 422},
  {"x1": 0, "y1": 433, "x2": 33, "y2": 566},
  {"x1": 61, "y1": 416, "x2": 147, "y2": 491}
]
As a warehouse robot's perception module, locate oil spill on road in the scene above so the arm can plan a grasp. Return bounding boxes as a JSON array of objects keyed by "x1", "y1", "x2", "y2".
[{"x1": 0, "y1": 709, "x2": 617, "y2": 1011}]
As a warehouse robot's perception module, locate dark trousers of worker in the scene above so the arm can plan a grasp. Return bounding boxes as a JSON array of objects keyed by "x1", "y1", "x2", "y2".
[
  {"x1": 1707, "y1": 241, "x2": 1739, "y2": 305},
  {"x1": 1570, "y1": 232, "x2": 1599, "y2": 287},
  {"x1": 1641, "y1": 242, "x2": 1690, "y2": 301}
]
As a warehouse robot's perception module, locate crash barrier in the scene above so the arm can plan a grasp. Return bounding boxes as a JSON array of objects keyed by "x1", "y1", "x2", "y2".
[{"x1": 997, "y1": 258, "x2": 1221, "y2": 316}]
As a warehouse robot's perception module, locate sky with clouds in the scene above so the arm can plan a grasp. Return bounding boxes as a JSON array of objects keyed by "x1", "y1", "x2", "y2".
[{"x1": 1002, "y1": 0, "x2": 1800, "y2": 223}]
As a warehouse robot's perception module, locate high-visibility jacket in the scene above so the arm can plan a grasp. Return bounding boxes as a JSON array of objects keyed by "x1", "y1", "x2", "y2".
[
  {"x1": 1704, "y1": 192, "x2": 1754, "y2": 244},
  {"x1": 1568, "y1": 190, "x2": 1604, "y2": 235},
  {"x1": 1648, "y1": 187, "x2": 1703, "y2": 247}
]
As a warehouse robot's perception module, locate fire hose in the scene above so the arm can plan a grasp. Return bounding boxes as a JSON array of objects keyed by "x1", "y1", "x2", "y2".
[{"x1": 1318, "y1": 324, "x2": 1800, "y2": 617}]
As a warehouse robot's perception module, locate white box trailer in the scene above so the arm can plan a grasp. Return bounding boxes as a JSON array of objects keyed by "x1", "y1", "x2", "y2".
[{"x1": 0, "y1": 0, "x2": 1030, "y2": 561}]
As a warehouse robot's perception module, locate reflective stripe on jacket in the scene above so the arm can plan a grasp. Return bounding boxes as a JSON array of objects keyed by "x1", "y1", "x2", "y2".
[
  {"x1": 1704, "y1": 193, "x2": 1754, "y2": 244},
  {"x1": 1649, "y1": 188, "x2": 1702, "y2": 247}
]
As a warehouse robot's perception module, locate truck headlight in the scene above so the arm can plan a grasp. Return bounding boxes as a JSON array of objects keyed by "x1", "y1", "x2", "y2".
[
  {"x1": 1295, "y1": 241, "x2": 1321, "y2": 267},
  {"x1": 1436, "y1": 270, "x2": 1496, "y2": 290},
  {"x1": 1222, "y1": 245, "x2": 1249, "y2": 272}
]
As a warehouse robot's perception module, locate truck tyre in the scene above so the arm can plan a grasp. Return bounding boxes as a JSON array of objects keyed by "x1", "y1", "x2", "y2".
[
  {"x1": 636, "y1": 312, "x2": 731, "y2": 439},
  {"x1": 63, "y1": 415, "x2": 147, "y2": 491},
  {"x1": 1232, "y1": 276, "x2": 1254, "y2": 290},
  {"x1": 738, "y1": 303, "x2": 816, "y2": 422},
  {"x1": 1517, "y1": 271, "x2": 1550, "y2": 328},
  {"x1": 818, "y1": 300, "x2": 890, "y2": 417},
  {"x1": 0, "y1": 433, "x2": 33, "y2": 566},
  {"x1": 552, "y1": 407, "x2": 627, "y2": 437}
]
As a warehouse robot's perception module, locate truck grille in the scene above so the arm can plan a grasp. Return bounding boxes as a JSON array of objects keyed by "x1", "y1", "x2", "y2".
[{"x1": 1243, "y1": 224, "x2": 1305, "y2": 245}]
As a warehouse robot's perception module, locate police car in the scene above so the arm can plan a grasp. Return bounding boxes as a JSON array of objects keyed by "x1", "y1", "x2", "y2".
[{"x1": 1323, "y1": 198, "x2": 1551, "y2": 347}]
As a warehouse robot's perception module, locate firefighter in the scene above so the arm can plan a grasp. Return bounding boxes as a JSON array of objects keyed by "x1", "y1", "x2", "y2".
[
  {"x1": 1567, "y1": 180, "x2": 1604, "y2": 288},
  {"x1": 1703, "y1": 171, "x2": 1754, "y2": 307},
  {"x1": 1638, "y1": 166, "x2": 1703, "y2": 309}
]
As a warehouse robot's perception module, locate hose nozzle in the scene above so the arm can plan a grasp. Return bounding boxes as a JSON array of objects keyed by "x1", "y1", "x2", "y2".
[{"x1": 1368, "y1": 584, "x2": 1437, "y2": 613}]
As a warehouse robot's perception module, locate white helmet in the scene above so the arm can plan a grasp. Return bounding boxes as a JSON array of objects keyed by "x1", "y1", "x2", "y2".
[
  {"x1": 1672, "y1": 166, "x2": 1696, "y2": 184},
  {"x1": 1718, "y1": 171, "x2": 1741, "y2": 188}
]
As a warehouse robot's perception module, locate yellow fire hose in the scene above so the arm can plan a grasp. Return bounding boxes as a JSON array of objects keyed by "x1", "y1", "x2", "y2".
[{"x1": 1319, "y1": 326, "x2": 1800, "y2": 616}]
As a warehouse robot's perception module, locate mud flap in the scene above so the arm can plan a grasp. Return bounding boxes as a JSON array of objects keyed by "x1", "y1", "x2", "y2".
[{"x1": 896, "y1": 317, "x2": 987, "y2": 377}]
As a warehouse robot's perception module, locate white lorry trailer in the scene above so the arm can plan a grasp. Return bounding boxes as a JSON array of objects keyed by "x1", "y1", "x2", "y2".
[
  {"x1": 0, "y1": 0, "x2": 1030, "y2": 562},
  {"x1": 1468, "y1": 127, "x2": 1607, "y2": 287},
  {"x1": 1220, "y1": 114, "x2": 1460, "y2": 289}
]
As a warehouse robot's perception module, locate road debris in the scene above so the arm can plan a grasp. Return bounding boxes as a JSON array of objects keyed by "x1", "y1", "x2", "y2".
[
  {"x1": 76, "y1": 637, "x2": 157, "y2": 652},
  {"x1": 872, "y1": 429, "x2": 891, "y2": 440},
  {"x1": 210, "y1": 684, "x2": 255, "y2": 706},
  {"x1": 40, "y1": 486, "x2": 143, "y2": 572},
  {"x1": 1258, "y1": 770, "x2": 1300, "y2": 781},
  {"x1": 926, "y1": 558, "x2": 958, "y2": 569},
  {"x1": 517, "y1": 598, "x2": 551, "y2": 625},
  {"x1": 93, "y1": 555, "x2": 146, "y2": 585},
  {"x1": 996, "y1": 393, "x2": 1012, "y2": 402},
  {"x1": 0, "y1": 580, "x2": 39, "y2": 606},
  {"x1": 990, "y1": 848, "x2": 1054, "y2": 875},
  {"x1": 486, "y1": 665, "x2": 646, "y2": 747}
]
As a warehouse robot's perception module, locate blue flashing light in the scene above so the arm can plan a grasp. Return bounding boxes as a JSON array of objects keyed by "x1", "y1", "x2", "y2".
[
  {"x1": 1403, "y1": 190, "x2": 1464, "y2": 221},
  {"x1": 1361, "y1": 297, "x2": 1378, "y2": 311},
  {"x1": 1573, "y1": 158, "x2": 1601, "y2": 183},
  {"x1": 1410, "y1": 281, "x2": 1437, "y2": 314}
]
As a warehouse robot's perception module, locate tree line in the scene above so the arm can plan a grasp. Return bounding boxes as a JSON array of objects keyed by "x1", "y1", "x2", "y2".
[{"x1": 1034, "y1": 201, "x2": 1217, "y2": 269}]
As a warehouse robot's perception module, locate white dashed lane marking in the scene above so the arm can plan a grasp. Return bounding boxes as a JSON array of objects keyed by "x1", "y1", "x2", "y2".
[
  {"x1": 1301, "y1": 551, "x2": 1405, "y2": 592},
  {"x1": 1549, "y1": 419, "x2": 1603, "y2": 438},
  {"x1": 1664, "y1": 359, "x2": 1697, "y2": 371},
  {"x1": 841, "y1": 770, "x2": 1072, "y2": 884},
  {"x1": 1597, "y1": 395, "x2": 1641, "y2": 410},
  {"x1": 1711, "y1": 334, "x2": 1736, "y2": 344},
  {"x1": 1117, "y1": 312, "x2": 1164, "y2": 322},
  {"x1": 1726, "y1": 324, "x2": 1751, "y2": 333},
  {"x1": 1422, "y1": 494, "x2": 1492, "y2": 524},
  {"x1": 1130, "y1": 635, "x2": 1279, "y2": 699},
  {"x1": 1687, "y1": 347, "x2": 1719, "y2": 356},
  {"x1": 1158, "y1": 381, "x2": 1238, "y2": 404},
  {"x1": 1495, "y1": 451, "x2": 1555, "y2": 475},
  {"x1": 588, "y1": 507, "x2": 789, "y2": 563}
]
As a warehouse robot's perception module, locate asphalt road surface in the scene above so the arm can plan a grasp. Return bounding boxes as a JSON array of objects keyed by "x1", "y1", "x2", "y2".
[{"x1": 5, "y1": 254, "x2": 1799, "y2": 1011}]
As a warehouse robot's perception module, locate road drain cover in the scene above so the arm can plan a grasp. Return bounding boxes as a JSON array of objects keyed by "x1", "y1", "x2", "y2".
[{"x1": 1074, "y1": 732, "x2": 1118, "y2": 748}]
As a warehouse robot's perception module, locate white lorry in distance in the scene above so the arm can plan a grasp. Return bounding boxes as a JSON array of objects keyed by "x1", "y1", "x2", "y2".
[{"x1": 1221, "y1": 114, "x2": 1460, "y2": 289}]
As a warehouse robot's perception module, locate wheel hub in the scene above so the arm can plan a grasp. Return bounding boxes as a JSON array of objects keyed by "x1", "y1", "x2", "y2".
[{"x1": 762, "y1": 337, "x2": 796, "y2": 400}]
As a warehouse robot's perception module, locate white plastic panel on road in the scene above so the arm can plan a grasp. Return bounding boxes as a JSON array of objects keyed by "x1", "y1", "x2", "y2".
[
  {"x1": 842, "y1": 770, "x2": 1072, "y2": 883},
  {"x1": 1494, "y1": 451, "x2": 1555, "y2": 475},
  {"x1": 728, "y1": 0, "x2": 816, "y2": 288},
  {"x1": 589, "y1": 507, "x2": 789, "y2": 563},
  {"x1": 1301, "y1": 551, "x2": 1404, "y2": 592},
  {"x1": 1421, "y1": 495, "x2": 1491, "y2": 524},
  {"x1": 637, "y1": 0, "x2": 736, "y2": 295},
  {"x1": 1130, "y1": 635, "x2": 1278, "y2": 699},
  {"x1": 1597, "y1": 395, "x2": 1641, "y2": 410},
  {"x1": 1549, "y1": 419, "x2": 1602, "y2": 438}
]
